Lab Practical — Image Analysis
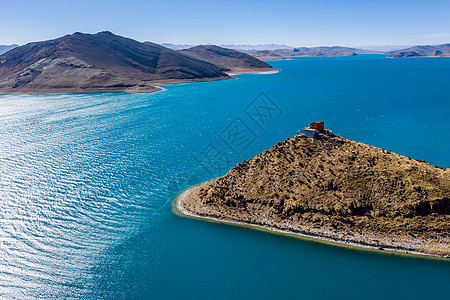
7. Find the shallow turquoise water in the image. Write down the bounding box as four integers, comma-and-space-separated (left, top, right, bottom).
0, 55, 449, 299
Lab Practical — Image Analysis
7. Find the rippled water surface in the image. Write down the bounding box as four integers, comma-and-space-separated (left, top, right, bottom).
0, 56, 449, 299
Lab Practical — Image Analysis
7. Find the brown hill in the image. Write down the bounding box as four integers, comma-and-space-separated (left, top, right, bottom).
0, 32, 229, 94
178, 45, 275, 74
177, 125, 450, 257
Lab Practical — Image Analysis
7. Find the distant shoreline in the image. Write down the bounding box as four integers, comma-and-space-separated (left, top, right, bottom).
173, 179, 450, 260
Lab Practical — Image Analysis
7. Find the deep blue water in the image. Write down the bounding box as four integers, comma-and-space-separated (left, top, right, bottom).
0, 55, 449, 299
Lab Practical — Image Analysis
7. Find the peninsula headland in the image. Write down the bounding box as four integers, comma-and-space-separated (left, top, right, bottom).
175, 123, 450, 258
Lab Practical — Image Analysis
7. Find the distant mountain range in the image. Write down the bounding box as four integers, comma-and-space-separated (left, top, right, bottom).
161, 43, 196, 50
277, 46, 380, 55
4, 40, 450, 58
385, 44, 450, 58
356, 45, 414, 52
246, 44, 450, 59
220, 44, 295, 51
0, 44, 19, 55
269, 47, 357, 58
244, 47, 378, 60
0, 32, 274, 94
161, 43, 294, 51
163, 45, 381, 59
245, 50, 293, 61
161, 43, 450, 59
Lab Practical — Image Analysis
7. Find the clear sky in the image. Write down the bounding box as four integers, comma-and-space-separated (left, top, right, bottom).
1, 0, 449, 47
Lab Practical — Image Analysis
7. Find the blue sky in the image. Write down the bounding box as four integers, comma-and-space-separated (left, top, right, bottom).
1, 0, 449, 46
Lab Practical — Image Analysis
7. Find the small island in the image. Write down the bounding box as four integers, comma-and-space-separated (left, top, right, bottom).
175, 122, 450, 258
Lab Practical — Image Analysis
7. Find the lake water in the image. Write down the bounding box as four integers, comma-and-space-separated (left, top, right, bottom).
0, 55, 449, 299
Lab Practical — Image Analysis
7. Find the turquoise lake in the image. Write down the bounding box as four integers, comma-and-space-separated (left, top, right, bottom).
0, 55, 449, 299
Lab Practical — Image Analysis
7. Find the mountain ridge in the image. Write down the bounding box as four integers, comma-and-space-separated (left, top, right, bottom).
178, 45, 276, 74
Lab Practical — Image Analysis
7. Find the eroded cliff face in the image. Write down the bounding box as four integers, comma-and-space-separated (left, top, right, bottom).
185, 134, 449, 255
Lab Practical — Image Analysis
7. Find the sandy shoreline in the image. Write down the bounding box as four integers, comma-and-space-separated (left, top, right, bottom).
173, 179, 450, 260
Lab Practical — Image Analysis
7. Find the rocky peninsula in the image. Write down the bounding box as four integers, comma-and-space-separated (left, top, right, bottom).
175, 123, 450, 258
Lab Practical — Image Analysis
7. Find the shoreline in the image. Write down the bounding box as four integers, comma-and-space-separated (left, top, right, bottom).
225, 68, 280, 76
0, 69, 279, 96
173, 179, 450, 261
0, 77, 224, 96
0, 85, 164, 95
